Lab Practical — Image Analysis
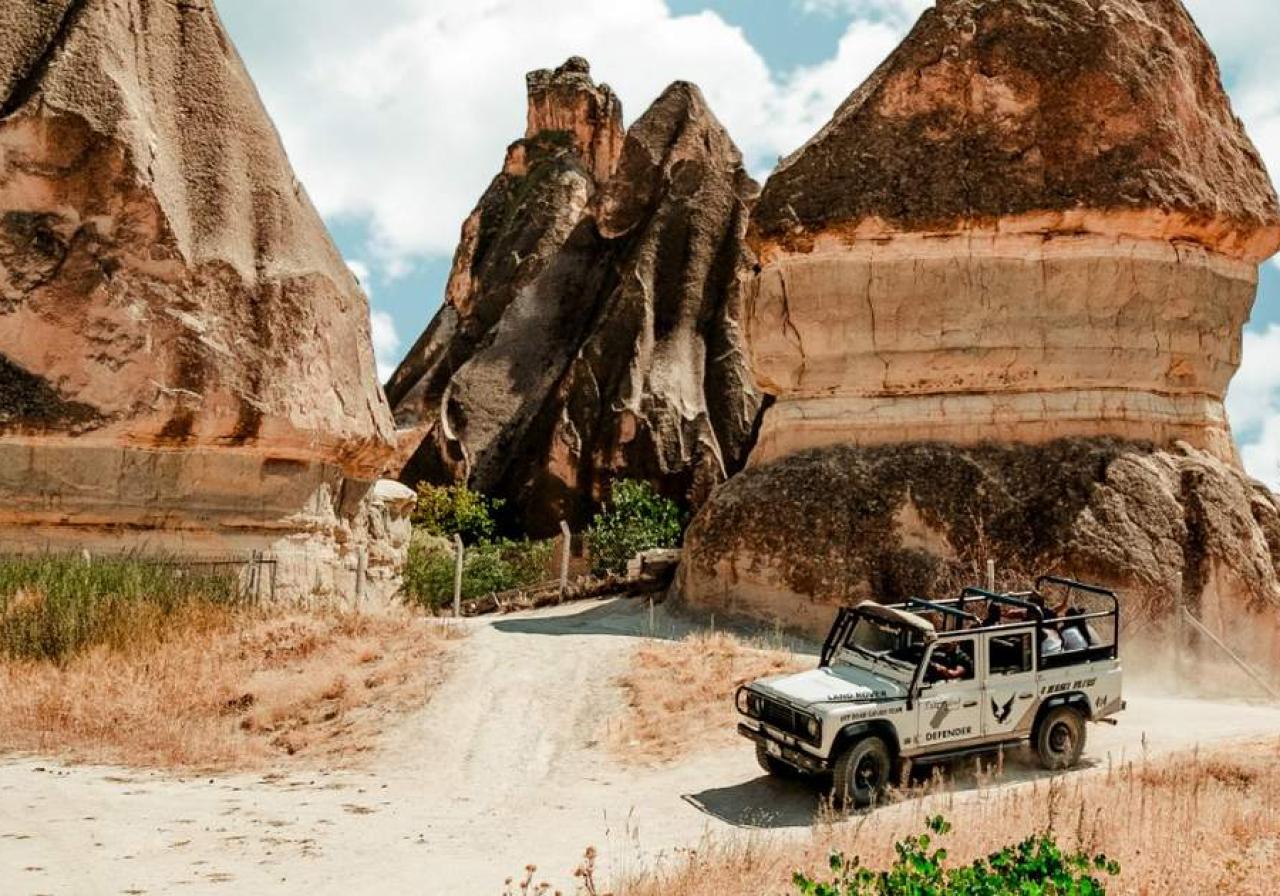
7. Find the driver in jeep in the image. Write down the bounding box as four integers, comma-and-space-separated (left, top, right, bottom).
927, 643, 972, 682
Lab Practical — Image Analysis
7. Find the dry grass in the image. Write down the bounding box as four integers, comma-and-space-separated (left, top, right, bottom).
0, 606, 463, 770
617, 740, 1280, 896
606, 631, 808, 764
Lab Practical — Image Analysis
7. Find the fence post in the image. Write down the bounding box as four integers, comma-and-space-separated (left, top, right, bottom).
453, 535, 465, 618
558, 520, 572, 601
248, 550, 260, 603
355, 547, 367, 608
985, 559, 996, 592
1182, 608, 1279, 700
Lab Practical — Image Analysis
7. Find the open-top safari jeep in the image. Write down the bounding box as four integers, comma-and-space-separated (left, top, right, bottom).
736, 576, 1124, 807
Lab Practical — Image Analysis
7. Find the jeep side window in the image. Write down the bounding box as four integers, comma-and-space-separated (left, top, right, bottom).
925, 639, 975, 683
989, 632, 1033, 675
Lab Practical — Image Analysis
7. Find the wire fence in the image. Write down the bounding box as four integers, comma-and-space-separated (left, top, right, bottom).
141, 552, 279, 604
0, 550, 279, 604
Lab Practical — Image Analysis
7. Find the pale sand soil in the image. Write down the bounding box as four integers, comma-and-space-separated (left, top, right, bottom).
3, 597, 1279, 895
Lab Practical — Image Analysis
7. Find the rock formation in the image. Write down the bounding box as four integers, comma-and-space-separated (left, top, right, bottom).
681, 0, 1280, 654
387, 59, 762, 534
0, 1, 403, 598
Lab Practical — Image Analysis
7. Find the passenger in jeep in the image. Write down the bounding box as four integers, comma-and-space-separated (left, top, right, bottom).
927, 644, 973, 682
1061, 608, 1093, 651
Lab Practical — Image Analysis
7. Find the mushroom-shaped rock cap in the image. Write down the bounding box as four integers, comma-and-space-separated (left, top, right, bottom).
753, 0, 1280, 262
0, 0, 395, 476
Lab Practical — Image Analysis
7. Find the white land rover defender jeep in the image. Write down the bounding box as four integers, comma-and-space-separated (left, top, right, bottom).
736, 576, 1124, 807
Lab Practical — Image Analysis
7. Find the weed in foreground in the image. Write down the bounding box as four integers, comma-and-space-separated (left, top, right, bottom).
616, 742, 1280, 896
794, 816, 1119, 895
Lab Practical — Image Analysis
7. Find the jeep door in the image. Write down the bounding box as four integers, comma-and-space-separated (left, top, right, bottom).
914, 636, 983, 750
982, 626, 1038, 739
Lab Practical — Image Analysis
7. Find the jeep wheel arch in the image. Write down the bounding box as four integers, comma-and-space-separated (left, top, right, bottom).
1031, 692, 1092, 742
832, 720, 901, 763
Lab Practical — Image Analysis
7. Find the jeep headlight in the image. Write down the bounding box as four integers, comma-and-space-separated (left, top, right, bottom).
805, 715, 821, 741
736, 688, 751, 715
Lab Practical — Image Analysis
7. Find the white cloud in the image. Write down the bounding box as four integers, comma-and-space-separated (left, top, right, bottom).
345, 260, 372, 290
369, 311, 402, 383
795, 0, 931, 24
1229, 326, 1280, 488
220, 0, 910, 276
1228, 326, 1280, 429
1242, 416, 1280, 492
346, 259, 400, 381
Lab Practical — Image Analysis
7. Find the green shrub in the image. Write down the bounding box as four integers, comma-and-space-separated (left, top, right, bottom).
401, 532, 555, 610
0, 553, 242, 663
410, 483, 503, 544
793, 816, 1119, 896
586, 479, 685, 575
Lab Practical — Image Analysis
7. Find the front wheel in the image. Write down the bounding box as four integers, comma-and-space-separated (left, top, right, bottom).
1035, 706, 1087, 770
831, 736, 892, 808
756, 743, 798, 777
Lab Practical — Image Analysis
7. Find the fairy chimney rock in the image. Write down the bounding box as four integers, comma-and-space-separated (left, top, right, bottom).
747, 0, 1280, 466
386, 69, 762, 534
679, 0, 1280, 647
0, 0, 400, 597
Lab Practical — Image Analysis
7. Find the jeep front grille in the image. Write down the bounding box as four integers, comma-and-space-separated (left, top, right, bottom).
754, 694, 817, 744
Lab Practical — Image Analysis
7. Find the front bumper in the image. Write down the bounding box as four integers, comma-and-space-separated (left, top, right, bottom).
738, 723, 828, 774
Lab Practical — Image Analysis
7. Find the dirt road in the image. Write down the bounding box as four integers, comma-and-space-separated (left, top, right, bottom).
3, 598, 1279, 895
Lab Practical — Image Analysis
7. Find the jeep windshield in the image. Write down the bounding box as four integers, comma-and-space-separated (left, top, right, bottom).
830, 615, 922, 682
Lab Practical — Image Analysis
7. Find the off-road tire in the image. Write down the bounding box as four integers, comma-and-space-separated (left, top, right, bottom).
831, 736, 892, 809
1035, 706, 1087, 770
755, 743, 797, 777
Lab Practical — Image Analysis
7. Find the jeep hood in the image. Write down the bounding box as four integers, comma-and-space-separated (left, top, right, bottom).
755, 665, 908, 707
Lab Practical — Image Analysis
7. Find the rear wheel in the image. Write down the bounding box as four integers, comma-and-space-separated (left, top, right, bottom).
755, 743, 798, 777
831, 736, 892, 808
1035, 706, 1087, 770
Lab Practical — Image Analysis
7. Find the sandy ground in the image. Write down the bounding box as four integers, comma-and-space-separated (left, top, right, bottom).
3, 597, 1280, 895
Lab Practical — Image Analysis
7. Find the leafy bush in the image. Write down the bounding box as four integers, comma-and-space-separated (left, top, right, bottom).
794, 816, 1119, 896
411, 483, 504, 545
401, 532, 554, 610
0, 553, 242, 663
586, 479, 685, 575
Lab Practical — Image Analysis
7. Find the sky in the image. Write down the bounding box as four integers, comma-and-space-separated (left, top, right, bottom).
216, 0, 1280, 484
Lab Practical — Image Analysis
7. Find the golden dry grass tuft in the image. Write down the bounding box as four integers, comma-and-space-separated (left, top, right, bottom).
606, 631, 808, 764
616, 740, 1280, 896
0, 605, 463, 770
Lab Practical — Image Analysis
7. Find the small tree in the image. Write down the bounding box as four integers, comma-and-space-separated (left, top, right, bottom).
411, 483, 503, 545
586, 479, 685, 575
401, 532, 555, 610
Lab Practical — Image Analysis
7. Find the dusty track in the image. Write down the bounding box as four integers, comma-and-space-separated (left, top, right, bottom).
3, 598, 1279, 895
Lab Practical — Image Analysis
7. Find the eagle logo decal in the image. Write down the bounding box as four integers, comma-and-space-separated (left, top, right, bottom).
991, 694, 1016, 724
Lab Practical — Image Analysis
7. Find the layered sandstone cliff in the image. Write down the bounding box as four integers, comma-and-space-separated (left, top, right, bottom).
387, 60, 762, 534
681, 0, 1280, 650
0, 1, 401, 597
748, 0, 1280, 463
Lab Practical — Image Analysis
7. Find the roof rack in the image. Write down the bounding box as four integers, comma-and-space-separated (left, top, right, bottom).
1035, 575, 1118, 599
958, 587, 1045, 622
904, 597, 980, 631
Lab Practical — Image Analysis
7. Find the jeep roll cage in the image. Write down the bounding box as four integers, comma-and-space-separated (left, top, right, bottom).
905, 597, 980, 630
819, 577, 1121, 674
